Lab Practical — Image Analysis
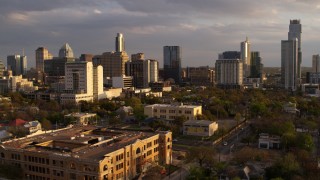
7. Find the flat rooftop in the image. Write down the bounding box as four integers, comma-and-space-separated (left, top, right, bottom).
1, 126, 157, 161
184, 120, 215, 126
146, 104, 201, 108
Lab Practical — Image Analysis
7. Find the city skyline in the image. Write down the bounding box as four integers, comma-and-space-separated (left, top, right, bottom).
1, 1, 320, 68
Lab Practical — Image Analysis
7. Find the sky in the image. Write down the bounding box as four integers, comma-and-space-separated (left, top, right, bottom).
0, 0, 320, 68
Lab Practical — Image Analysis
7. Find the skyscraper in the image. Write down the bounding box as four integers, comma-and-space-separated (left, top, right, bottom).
115, 33, 125, 52
0, 59, 5, 77
59, 43, 74, 58
126, 57, 159, 88
163, 46, 181, 84
61, 61, 103, 103
312, 54, 320, 73
288, 19, 302, 79
96, 51, 129, 78
241, 37, 251, 77
44, 43, 75, 76
35, 47, 53, 72
281, 39, 298, 91
215, 59, 243, 88
250, 51, 263, 78
281, 20, 301, 91
7, 55, 27, 76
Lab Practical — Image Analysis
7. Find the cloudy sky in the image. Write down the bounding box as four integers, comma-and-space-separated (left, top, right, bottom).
0, 0, 320, 68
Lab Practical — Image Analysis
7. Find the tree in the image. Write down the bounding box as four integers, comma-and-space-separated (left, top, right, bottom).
265, 153, 301, 180
41, 119, 52, 131
295, 133, 314, 152
234, 112, 241, 127
174, 116, 187, 126
186, 146, 215, 168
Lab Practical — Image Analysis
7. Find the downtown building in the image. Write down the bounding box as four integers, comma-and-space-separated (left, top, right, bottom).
93, 33, 129, 86
186, 66, 215, 86
0, 126, 172, 180
306, 54, 320, 84
281, 19, 301, 91
7, 55, 27, 76
215, 59, 243, 89
163, 46, 182, 84
44, 43, 76, 77
35, 47, 53, 72
126, 53, 159, 88
250, 51, 263, 79
60, 61, 103, 104
241, 37, 251, 78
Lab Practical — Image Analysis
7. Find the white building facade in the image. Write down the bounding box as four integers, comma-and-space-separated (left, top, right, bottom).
60, 61, 103, 104
215, 59, 243, 88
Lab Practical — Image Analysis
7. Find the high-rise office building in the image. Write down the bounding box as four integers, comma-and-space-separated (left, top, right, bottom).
115, 33, 125, 52
241, 37, 251, 77
35, 47, 53, 72
59, 43, 74, 58
131, 53, 144, 61
0, 59, 5, 77
312, 54, 320, 73
95, 51, 129, 79
80, 54, 93, 62
281, 20, 301, 91
186, 66, 215, 86
7, 55, 27, 76
44, 43, 75, 76
61, 61, 103, 103
215, 59, 243, 88
218, 51, 241, 59
250, 51, 263, 78
281, 39, 298, 91
144, 59, 159, 87
288, 19, 302, 79
163, 46, 181, 84
126, 56, 159, 88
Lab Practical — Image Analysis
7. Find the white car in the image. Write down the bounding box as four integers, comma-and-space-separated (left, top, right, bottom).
223, 141, 228, 146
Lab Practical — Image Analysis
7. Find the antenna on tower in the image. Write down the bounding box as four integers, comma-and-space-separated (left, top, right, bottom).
22, 48, 25, 56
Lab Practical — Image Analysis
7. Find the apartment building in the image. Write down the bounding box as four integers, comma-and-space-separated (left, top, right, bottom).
144, 104, 202, 120
0, 126, 172, 180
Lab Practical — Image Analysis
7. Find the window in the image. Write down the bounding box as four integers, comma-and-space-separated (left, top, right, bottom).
103, 165, 108, 171
70, 163, 76, 169
70, 173, 76, 180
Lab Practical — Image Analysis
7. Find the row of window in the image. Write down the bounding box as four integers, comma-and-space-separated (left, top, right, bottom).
27, 165, 49, 174
116, 172, 124, 179
26, 156, 49, 165
115, 163, 124, 171
25, 174, 48, 180
116, 154, 124, 161
154, 109, 193, 114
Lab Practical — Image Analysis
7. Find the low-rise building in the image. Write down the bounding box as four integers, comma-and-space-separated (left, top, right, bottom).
64, 113, 97, 126
144, 104, 202, 121
24, 121, 42, 134
258, 133, 281, 149
283, 102, 299, 114
183, 120, 218, 136
0, 126, 172, 180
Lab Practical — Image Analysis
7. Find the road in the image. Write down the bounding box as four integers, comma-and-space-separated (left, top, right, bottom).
215, 125, 251, 160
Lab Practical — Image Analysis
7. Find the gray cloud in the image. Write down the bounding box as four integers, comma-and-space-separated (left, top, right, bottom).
0, 0, 319, 68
